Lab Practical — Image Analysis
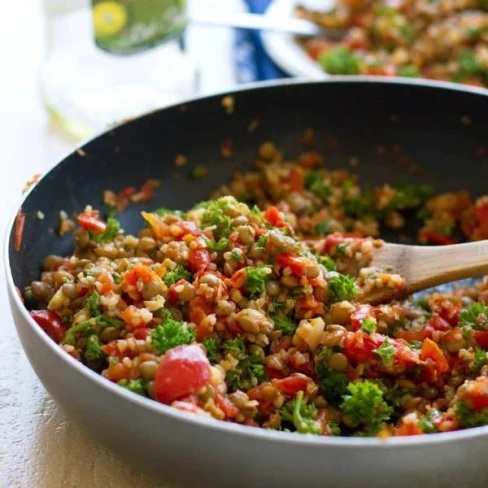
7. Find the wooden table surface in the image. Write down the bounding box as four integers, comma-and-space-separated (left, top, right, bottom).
0, 1, 244, 486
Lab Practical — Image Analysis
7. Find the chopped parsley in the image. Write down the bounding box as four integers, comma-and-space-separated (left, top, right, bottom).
86, 291, 101, 317
200, 198, 235, 239
398, 65, 419, 78
202, 337, 220, 363
316, 254, 336, 271
320, 46, 360, 75
207, 237, 229, 252
90, 217, 121, 242
305, 171, 331, 200
456, 400, 488, 428
361, 317, 377, 334
316, 363, 349, 406
163, 264, 191, 287
150, 318, 196, 354
256, 234, 268, 249
418, 410, 439, 433
222, 336, 247, 359
280, 391, 321, 435
118, 379, 148, 396
62, 315, 123, 345
244, 265, 272, 297
314, 221, 330, 235
460, 302, 488, 330
271, 314, 297, 336
226, 350, 267, 392
473, 347, 488, 373
376, 338, 395, 365
340, 380, 393, 435
84, 334, 105, 364
328, 274, 360, 303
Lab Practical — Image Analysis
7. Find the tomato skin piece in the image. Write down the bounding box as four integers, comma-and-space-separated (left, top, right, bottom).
350, 305, 372, 331
419, 231, 456, 245
188, 248, 211, 272
273, 373, 313, 395
428, 313, 451, 332
397, 421, 423, 436
420, 338, 449, 374
78, 211, 106, 233
154, 345, 211, 404
473, 331, 488, 350
343, 331, 381, 364
30, 310, 68, 342
277, 253, 310, 276
214, 393, 239, 418
263, 207, 286, 227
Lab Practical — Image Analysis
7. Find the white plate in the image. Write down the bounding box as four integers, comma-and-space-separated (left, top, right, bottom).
262, 0, 332, 79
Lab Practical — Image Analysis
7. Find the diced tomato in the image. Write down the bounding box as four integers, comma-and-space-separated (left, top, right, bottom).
289, 351, 314, 375
395, 342, 423, 367
428, 313, 451, 332
289, 351, 315, 375
154, 345, 211, 404
395, 325, 434, 342
273, 373, 313, 396
188, 248, 210, 272
343, 330, 382, 364
397, 421, 423, 436
429, 296, 460, 326
263, 206, 286, 227
419, 231, 456, 245
133, 328, 150, 340
77, 209, 106, 233
214, 393, 239, 418
122, 264, 160, 289
14, 210, 26, 252
420, 338, 449, 374
458, 377, 488, 411
76, 282, 89, 297
473, 331, 488, 350
277, 253, 310, 275
30, 310, 68, 342
289, 168, 304, 192
229, 268, 247, 288
265, 367, 286, 380
350, 305, 373, 331
322, 233, 344, 254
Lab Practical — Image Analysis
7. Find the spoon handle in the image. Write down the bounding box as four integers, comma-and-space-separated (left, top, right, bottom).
375, 240, 488, 294
189, 10, 324, 37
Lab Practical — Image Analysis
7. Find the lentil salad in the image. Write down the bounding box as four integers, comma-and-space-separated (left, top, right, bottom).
24, 144, 488, 438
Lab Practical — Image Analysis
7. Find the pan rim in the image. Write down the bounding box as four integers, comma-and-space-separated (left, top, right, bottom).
5, 77, 488, 449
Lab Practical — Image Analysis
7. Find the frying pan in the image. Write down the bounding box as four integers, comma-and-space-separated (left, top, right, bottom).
6, 79, 488, 488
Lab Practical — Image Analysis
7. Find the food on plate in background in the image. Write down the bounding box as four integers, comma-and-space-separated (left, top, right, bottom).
296, 0, 488, 87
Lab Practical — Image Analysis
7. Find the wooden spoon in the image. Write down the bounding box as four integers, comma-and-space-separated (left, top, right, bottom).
362, 241, 488, 304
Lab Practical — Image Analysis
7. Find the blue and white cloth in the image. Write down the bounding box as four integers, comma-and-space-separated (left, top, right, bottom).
234, 0, 289, 82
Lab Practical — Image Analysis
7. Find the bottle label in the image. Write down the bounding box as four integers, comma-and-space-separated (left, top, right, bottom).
92, 0, 187, 55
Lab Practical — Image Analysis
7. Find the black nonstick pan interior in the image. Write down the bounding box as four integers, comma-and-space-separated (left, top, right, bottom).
8, 79, 488, 291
